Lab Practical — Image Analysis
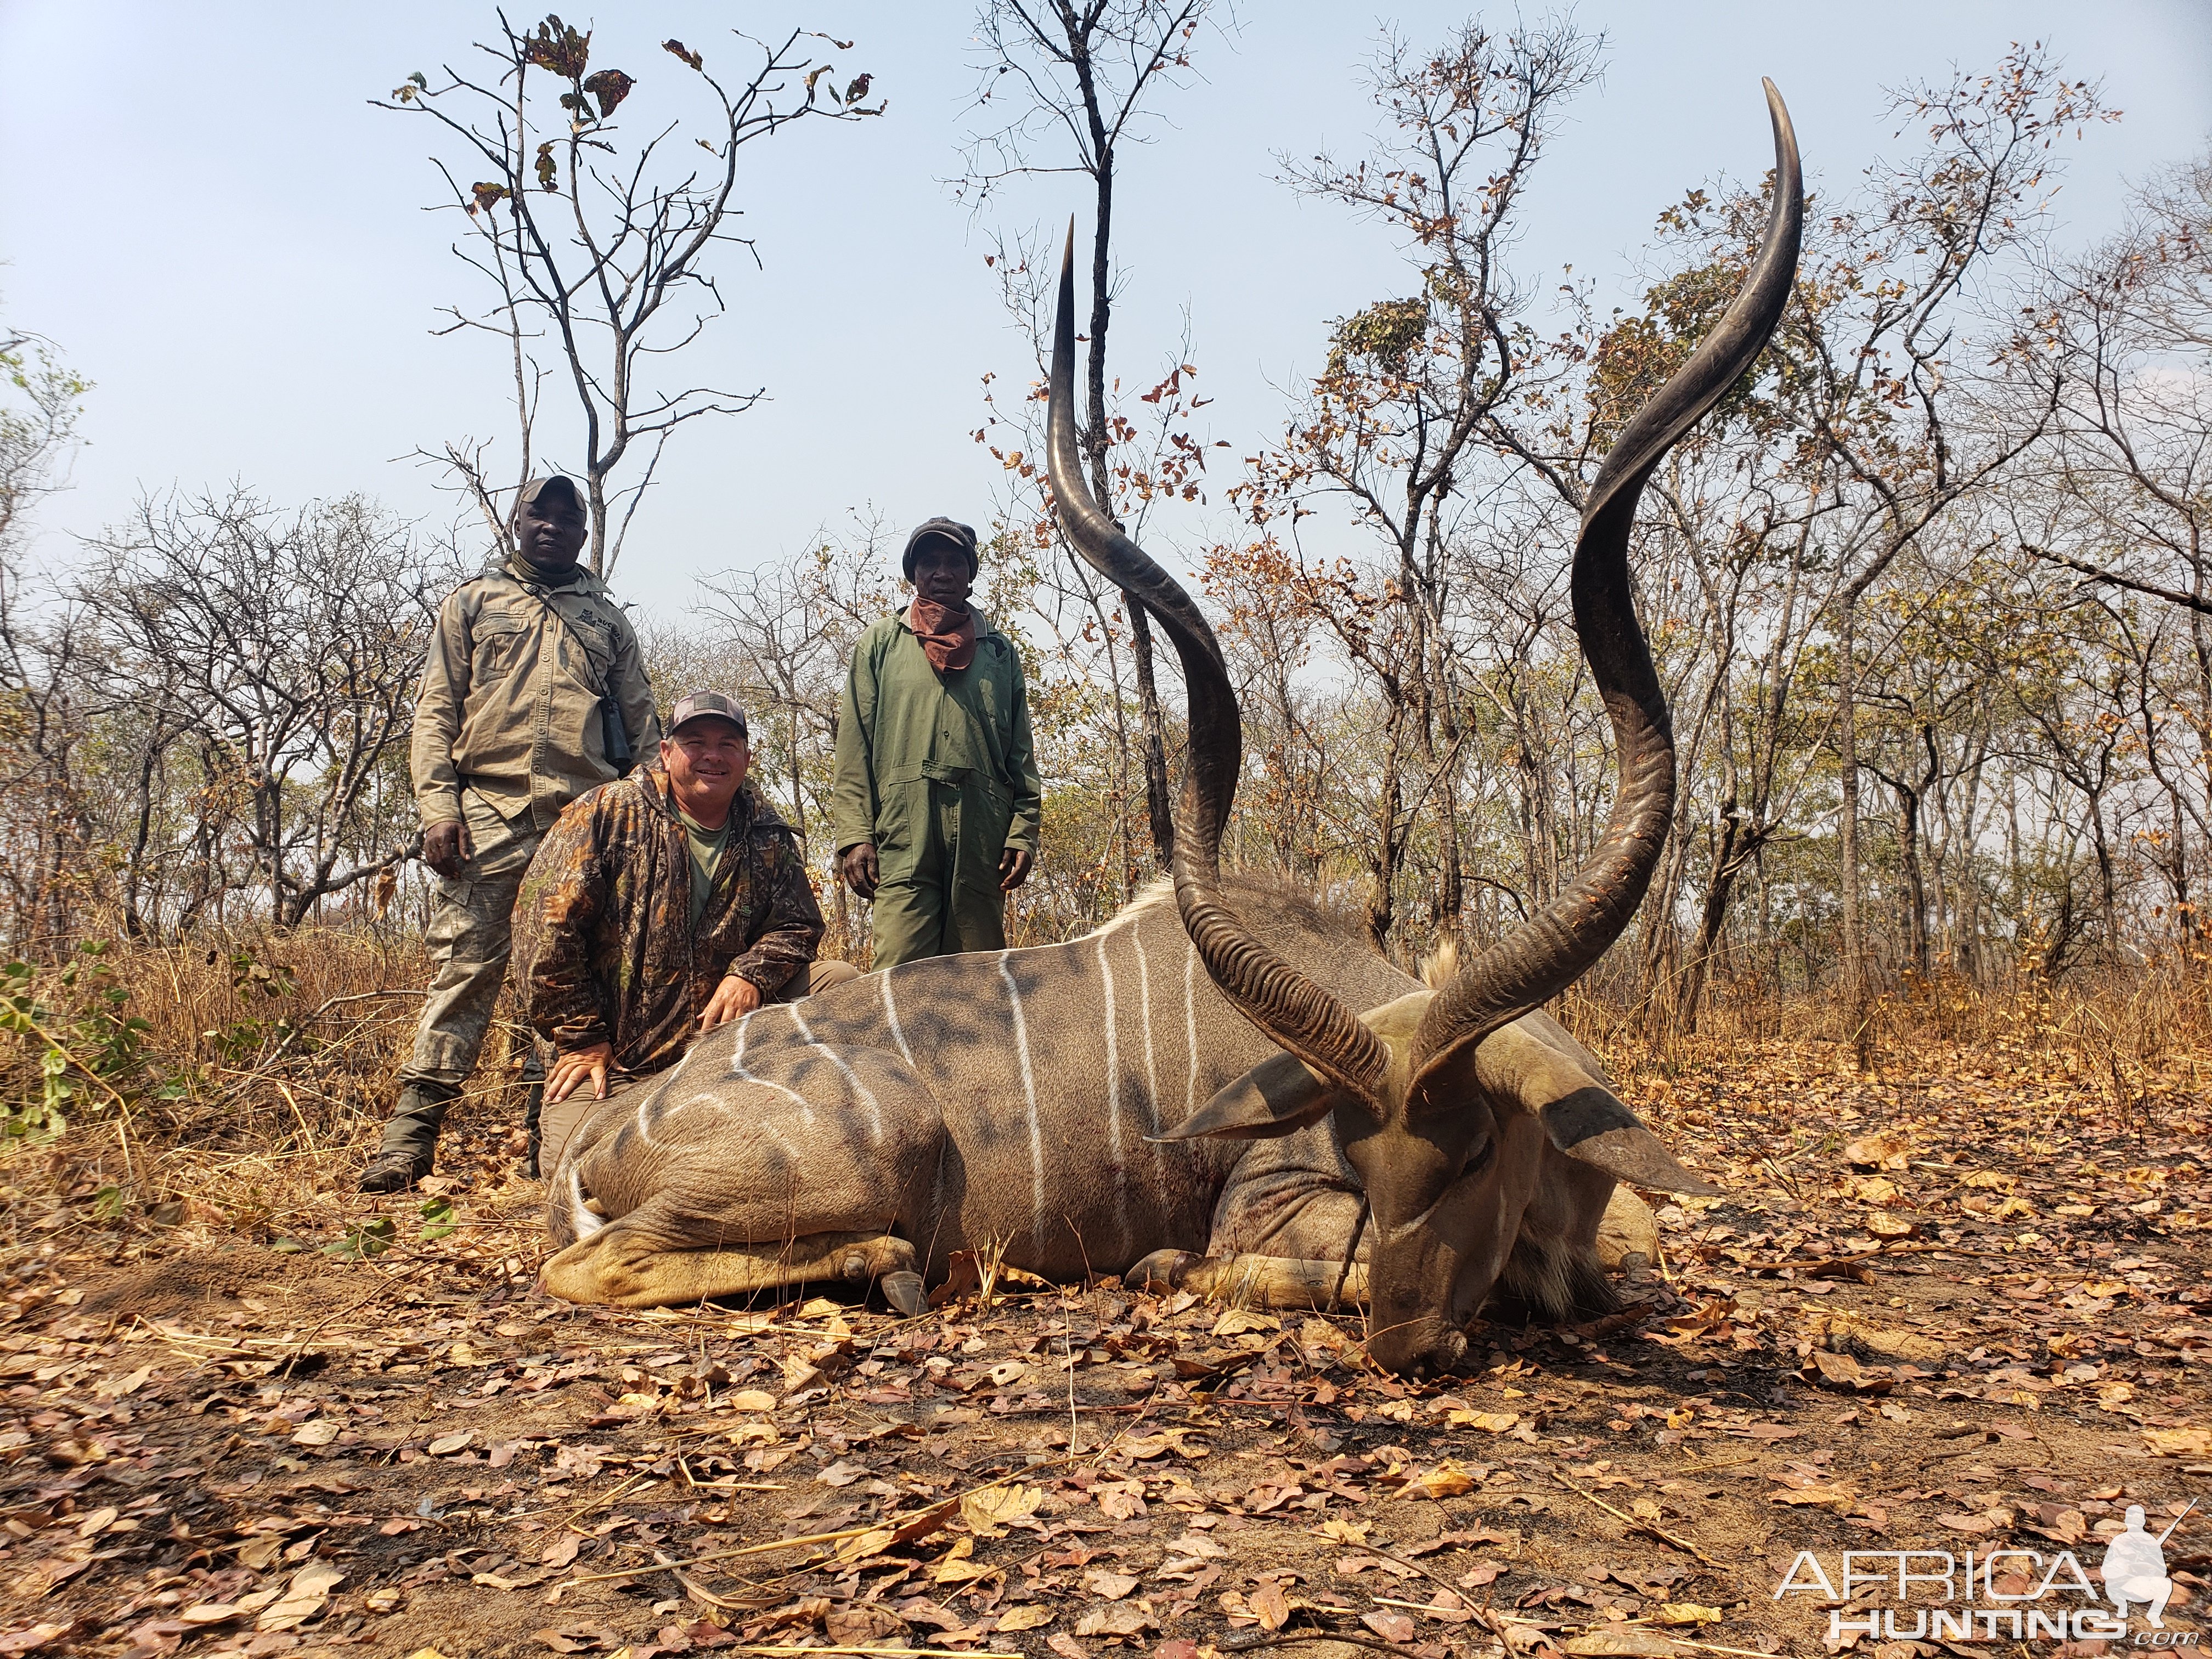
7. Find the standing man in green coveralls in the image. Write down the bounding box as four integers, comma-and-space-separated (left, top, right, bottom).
831, 517, 1042, 967
362, 474, 659, 1194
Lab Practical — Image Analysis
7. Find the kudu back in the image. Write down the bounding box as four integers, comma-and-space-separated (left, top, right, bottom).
538, 85, 1801, 1375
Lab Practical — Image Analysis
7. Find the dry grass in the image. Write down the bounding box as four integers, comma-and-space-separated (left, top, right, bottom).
0, 916, 533, 1243
1564, 960, 2212, 1106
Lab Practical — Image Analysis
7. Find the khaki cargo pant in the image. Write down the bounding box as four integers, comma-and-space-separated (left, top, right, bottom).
534, 960, 861, 1176
381, 789, 543, 1159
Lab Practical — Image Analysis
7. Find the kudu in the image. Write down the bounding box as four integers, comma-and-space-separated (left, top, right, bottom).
538, 85, 1801, 1375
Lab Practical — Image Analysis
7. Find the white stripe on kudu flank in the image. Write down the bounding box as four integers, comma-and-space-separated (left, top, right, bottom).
1133, 930, 1160, 1127
1184, 943, 1199, 1114
1096, 935, 1123, 1154
789, 1002, 884, 1143
1000, 951, 1046, 1252
726, 1008, 812, 1119
879, 968, 916, 1067
1097, 932, 1131, 1249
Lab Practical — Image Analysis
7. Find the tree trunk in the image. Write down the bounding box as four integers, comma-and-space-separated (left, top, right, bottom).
1837, 596, 1864, 1001
1894, 781, 1927, 977
1679, 808, 1746, 1034
1126, 603, 1176, 867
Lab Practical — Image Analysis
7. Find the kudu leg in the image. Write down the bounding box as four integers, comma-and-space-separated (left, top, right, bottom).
1131, 1249, 1370, 1311
541, 1215, 923, 1312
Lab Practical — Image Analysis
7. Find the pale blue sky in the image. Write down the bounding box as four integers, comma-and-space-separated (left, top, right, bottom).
2, 1, 2206, 621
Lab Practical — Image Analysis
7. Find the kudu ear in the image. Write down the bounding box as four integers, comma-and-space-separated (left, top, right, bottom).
1150, 1050, 1334, 1142
1543, 1086, 1719, 1197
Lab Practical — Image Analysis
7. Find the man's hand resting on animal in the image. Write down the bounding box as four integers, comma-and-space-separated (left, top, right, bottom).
698, 973, 762, 1032
546, 1041, 613, 1104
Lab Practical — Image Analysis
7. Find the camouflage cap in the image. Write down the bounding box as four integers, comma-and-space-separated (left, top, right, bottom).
667, 690, 748, 738
515, 475, 586, 521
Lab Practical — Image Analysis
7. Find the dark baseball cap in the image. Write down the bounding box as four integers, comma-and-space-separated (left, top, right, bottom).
667, 690, 748, 737
515, 475, 585, 519
901, 516, 979, 579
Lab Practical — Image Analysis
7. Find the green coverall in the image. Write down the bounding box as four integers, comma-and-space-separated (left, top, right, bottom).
832, 611, 1042, 968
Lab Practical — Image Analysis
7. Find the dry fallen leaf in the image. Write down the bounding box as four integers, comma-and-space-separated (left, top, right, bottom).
1248, 1581, 1291, 1631
258, 1562, 345, 1631
1563, 1628, 1681, 1656
425, 1430, 474, 1457
1447, 1408, 1521, 1433
724, 1389, 777, 1412
289, 1419, 341, 1447
998, 1605, 1055, 1632
1075, 1602, 1155, 1638
962, 1482, 1042, 1537
236, 1534, 283, 1570
1212, 1309, 1280, 1338
74, 1506, 118, 1538
540, 1532, 582, 1569
1937, 1511, 2007, 1534
1400, 1459, 1479, 1500
0, 1626, 72, 1657
1769, 1483, 1856, 1509
1084, 1570, 1139, 1600
823, 1604, 905, 1645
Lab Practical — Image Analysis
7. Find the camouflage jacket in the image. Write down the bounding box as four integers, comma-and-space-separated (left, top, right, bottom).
411, 555, 661, 833
519, 766, 826, 1076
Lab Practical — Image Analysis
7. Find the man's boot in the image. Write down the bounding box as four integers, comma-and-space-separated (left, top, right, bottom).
360, 1081, 457, 1194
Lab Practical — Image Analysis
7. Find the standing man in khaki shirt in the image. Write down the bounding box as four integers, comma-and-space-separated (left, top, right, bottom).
361, 475, 660, 1193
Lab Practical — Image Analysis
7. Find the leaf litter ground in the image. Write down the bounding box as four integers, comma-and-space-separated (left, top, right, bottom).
2, 1032, 2210, 1659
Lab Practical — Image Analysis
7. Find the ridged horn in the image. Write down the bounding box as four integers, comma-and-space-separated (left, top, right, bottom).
1045, 223, 1389, 1098
1410, 81, 1804, 1074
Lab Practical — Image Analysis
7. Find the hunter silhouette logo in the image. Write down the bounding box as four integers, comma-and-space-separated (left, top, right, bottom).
2106, 1502, 2193, 1628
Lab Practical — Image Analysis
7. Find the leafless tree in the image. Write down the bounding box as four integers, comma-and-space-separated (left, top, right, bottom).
0, 326, 99, 953
377, 13, 882, 572
80, 493, 455, 930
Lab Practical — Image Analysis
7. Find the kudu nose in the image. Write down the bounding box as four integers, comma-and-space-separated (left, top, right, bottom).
1368, 1319, 1468, 1377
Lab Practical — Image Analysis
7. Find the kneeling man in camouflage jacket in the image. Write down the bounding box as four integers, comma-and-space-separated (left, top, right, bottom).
520, 691, 858, 1172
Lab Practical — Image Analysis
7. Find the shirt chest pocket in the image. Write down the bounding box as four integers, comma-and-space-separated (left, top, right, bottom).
470, 615, 534, 685
561, 613, 616, 690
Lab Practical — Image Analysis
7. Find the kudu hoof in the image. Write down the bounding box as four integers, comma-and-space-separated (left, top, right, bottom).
881, 1271, 927, 1317
1128, 1249, 1202, 1293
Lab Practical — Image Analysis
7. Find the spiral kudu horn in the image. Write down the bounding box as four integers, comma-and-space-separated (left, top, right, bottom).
1045, 225, 1389, 1098
1409, 81, 1803, 1077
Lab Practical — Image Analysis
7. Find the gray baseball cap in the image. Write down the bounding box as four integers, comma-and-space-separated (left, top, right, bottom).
667, 690, 748, 737
515, 475, 585, 520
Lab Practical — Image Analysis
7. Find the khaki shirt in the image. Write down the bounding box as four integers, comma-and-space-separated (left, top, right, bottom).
411, 557, 661, 832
